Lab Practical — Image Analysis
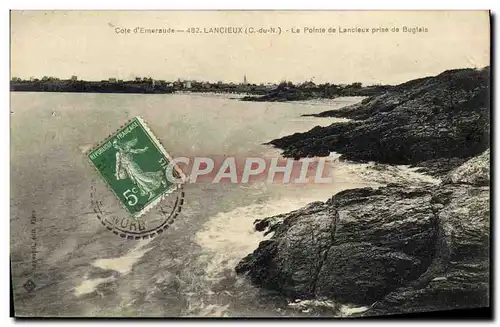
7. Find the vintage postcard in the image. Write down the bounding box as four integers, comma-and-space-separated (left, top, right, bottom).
10, 10, 490, 318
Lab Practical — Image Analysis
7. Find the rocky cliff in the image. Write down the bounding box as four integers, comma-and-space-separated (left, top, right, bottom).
241, 84, 390, 102
236, 150, 490, 316
268, 67, 490, 176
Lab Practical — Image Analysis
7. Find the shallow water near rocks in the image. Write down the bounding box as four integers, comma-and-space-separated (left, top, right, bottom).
11, 92, 437, 317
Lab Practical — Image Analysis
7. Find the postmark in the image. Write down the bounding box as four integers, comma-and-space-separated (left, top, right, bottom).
87, 117, 185, 238
90, 181, 184, 239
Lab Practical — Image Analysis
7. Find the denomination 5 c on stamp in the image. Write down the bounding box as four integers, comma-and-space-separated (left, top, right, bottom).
88, 117, 181, 218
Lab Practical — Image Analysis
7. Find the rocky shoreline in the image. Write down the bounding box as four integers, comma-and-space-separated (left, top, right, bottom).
236, 150, 489, 316
236, 67, 490, 316
268, 67, 490, 176
241, 84, 391, 102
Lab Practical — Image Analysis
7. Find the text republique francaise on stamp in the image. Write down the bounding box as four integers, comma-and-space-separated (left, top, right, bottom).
88, 117, 184, 239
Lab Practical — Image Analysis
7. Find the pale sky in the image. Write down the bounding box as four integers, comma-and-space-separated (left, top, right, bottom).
11, 10, 490, 85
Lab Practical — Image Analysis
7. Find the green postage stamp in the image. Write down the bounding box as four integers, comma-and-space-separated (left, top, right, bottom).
88, 117, 180, 218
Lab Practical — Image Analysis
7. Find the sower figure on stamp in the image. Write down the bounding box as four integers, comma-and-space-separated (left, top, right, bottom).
113, 138, 167, 200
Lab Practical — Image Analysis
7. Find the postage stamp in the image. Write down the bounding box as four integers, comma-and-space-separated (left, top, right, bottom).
88, 117, 182, 218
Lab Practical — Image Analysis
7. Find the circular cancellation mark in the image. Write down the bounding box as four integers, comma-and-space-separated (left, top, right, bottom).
90, 181, 185, 240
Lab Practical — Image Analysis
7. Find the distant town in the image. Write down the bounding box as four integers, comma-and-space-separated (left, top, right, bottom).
10, 75, 392, 101
11, 74, 266, 94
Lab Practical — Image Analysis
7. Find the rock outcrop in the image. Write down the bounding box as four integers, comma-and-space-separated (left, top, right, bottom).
236, 150, 490, 316
269, 67, 490, 176
241, 84, 390, 102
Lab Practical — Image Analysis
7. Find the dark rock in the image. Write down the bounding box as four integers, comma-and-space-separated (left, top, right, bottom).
409, 157, 469, 177
368, 181, 490, 316
241, 87, 320, 102
241, 84, 391, 102
236, 150, 490, 315
236, 186, 438, 304
268, 67, 490, 176
442, 149, 490, 186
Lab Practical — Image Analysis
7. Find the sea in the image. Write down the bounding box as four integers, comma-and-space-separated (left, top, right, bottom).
10, 92, 439, 317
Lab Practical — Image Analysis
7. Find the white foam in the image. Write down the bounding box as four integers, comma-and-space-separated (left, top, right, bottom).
92, 239, 153, 275
331, 161, 441, 187
190, 158, 439, 316
339, 304, 370, 316
195, 193, 323, 267
288, 299, 339, 312
74, 239, 153, 297
74, 276, 116, 296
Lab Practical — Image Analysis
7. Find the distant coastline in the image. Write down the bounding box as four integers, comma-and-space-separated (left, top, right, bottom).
10, 77, 272, 95
240, 82, 391, 102
10, 77, 390, 100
